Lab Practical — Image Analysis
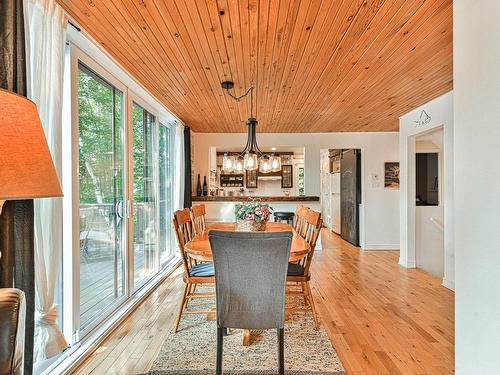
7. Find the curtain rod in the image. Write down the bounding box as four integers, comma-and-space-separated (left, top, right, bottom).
68, 20, 81, 32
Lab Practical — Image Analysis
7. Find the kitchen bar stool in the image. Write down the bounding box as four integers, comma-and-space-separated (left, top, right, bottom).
274, 211, 295, 225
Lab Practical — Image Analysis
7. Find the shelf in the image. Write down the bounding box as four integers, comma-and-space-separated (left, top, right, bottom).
192, 196, 320, 202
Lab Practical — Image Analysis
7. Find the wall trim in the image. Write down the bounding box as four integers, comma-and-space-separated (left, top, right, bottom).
362, 244, 400, 251
399, 258, 416, 268
442, 277, 455, 291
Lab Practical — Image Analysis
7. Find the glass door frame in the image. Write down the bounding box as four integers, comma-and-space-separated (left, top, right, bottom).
64, 45, 131, 342
158, 122, 177, 268
64, 40, 179, 348
127, 95, 161, 292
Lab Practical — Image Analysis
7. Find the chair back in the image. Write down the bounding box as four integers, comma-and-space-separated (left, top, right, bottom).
172, 208, 197, 276
294, 205, 310, 237
191, 204, 207, 235
298, 210, 323, 276
208, 231, 292, 330
0, 288, 25, 375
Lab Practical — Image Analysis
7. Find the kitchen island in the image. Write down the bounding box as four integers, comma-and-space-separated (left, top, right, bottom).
192, 196, 320, 223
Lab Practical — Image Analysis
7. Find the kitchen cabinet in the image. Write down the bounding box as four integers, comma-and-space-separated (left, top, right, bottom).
281, 165, 293, 188
246, 170, 258, 188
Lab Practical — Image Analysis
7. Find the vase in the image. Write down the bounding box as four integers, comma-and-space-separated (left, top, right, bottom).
236, 219, 267, 232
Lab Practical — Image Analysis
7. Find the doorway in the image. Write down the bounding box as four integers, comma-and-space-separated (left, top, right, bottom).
340, 149, 361, 246
320, 149, 361, 247
414, 129, 444, 277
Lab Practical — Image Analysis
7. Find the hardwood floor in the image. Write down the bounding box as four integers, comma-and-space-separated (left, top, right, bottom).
312, 232, 454, 375
73, 230, 454, 375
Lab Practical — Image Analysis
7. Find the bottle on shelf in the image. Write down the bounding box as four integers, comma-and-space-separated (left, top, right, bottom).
196, 174, 202, 196
202, 176, 208, 196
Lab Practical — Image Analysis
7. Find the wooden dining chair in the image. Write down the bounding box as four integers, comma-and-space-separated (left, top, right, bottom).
286, 210, 322, 330
208, 231, 293, 375
191, 203, 207, 235
294, 205, 310, 238
172, 208, 215, 332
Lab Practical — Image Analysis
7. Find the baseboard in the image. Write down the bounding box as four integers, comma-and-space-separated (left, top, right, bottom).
362, 244, 400, 251
442, 277, 455, 291
399, 258, 416, 268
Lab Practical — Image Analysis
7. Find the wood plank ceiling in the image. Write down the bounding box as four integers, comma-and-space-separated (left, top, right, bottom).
56, 0, 452, 132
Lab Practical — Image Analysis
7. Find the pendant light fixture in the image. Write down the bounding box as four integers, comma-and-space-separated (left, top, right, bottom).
221, 81, 281, 174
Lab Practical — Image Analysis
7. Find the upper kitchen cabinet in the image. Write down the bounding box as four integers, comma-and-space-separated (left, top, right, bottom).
281, 165, 293, 188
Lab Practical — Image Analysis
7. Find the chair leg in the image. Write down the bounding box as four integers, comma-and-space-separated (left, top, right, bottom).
305, 282, 320, 330
216, 327, 224, 375
278, 328, 284, 375
174, 283, 189, 332
301, 282, 309, 306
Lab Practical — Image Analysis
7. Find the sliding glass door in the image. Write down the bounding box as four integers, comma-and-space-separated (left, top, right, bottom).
132, 103, 158, 287
159, 123, 174, 267
69, 46, 179, 345
77, 64, 125, 329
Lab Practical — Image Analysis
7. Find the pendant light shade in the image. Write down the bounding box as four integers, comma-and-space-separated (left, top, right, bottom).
270, 154, 282, 172
222, 153, 235, 173
259, 155, 272, 173
244, 152, 258, 171
234, 157, 244, 172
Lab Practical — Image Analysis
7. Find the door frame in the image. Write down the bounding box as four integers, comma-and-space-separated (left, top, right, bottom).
402, 125, 444, 271
65, 44, 132, 341
319, 148, 366, 247
128, 96, 161, 293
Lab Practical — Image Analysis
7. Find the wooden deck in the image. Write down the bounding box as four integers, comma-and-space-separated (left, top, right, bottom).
73, 230, 454, 375
80, 246, 148, 327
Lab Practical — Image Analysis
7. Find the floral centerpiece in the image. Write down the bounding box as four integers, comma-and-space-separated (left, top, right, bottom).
235, 200, 272, 231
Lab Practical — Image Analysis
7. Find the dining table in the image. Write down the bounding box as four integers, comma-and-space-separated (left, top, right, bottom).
183, 221, 311, 345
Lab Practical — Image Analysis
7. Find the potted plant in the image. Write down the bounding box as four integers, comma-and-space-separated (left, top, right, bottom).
235, 200, 272, 231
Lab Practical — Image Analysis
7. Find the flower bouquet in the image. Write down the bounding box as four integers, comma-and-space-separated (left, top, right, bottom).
235, 200, 272, 231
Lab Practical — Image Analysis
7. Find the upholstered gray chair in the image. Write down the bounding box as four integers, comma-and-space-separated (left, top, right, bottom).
0, 288, 25, 375
208, 231, 292, 375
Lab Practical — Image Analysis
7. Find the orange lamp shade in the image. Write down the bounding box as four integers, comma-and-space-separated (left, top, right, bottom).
0, 88, 63, 200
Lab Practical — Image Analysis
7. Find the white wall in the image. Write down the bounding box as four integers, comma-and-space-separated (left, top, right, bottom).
454, 1, 500, 373
399, 92, 454, 290
192, 132, 400, 250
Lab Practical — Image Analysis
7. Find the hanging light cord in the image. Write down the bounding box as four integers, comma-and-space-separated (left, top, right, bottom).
224, 86, 254, 118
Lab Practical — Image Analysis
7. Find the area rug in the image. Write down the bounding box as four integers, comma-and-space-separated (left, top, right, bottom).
147, 292, 345, 375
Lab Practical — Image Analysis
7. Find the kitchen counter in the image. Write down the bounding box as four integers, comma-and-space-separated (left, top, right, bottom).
192, 196, 319, 202
191, 196, 321, 223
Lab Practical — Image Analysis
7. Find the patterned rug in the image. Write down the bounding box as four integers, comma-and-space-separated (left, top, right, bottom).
147, 291, 345, 375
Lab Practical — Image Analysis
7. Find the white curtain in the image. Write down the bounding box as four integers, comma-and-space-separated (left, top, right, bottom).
173, 122, 185, 211
24, 0, 68, 362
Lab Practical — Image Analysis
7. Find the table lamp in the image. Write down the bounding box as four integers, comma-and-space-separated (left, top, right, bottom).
0, 88, 62, 211
0, 88, 63, 374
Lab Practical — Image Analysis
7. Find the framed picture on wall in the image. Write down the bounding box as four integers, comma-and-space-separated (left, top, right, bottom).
384, 162, 400, 189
